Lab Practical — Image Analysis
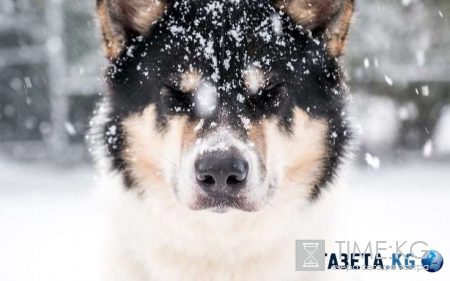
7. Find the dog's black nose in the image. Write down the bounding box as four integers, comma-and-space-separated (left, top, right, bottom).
195, 152, 249, 197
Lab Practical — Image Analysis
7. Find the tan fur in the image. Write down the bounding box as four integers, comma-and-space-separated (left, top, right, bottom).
326, 0, 354, 57
180, 70, 203, 93
122, 106, 186, 189
263, 109, 328, 195
276, 0, 354, 57
247, 122, 267, 164
284, 110, 328, 192
119, 0, 166, 35
97, 0, 166, 59
97, 0, 126, 58
244, 68, 265, 94
180, 118, 203, 152
122, 104, 327, 201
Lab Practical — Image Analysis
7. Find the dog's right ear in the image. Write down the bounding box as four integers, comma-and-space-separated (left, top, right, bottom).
97, 0, 168, 59
275, 0, 355, 57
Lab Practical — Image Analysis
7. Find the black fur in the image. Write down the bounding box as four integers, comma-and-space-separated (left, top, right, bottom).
101, 0, 350, 197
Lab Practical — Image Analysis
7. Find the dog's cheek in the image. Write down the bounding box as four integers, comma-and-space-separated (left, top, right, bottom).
121, 105, 186, 190
264, 108, 328, 198
175, 119, 208, 207
246, 122, 268, 189
247, 122, 267, 164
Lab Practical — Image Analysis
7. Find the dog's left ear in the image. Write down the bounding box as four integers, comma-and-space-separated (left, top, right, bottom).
97, 0, 168, 59
275, 0, 355, 57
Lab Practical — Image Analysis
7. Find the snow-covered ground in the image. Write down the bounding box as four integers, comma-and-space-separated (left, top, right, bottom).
0, 158, 449, 280
0, 160, 100, 281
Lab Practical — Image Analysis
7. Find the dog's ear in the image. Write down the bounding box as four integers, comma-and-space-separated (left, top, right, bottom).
97, 0, 167, 59
275, 0, 355, 57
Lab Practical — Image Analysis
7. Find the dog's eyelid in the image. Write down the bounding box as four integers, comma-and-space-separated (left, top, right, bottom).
263, 82, 284, 92
163, 84, 185, 95
262, 72, 282, 90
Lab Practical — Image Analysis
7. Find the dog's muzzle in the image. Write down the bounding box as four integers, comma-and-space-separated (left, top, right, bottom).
176, 128, 265, 213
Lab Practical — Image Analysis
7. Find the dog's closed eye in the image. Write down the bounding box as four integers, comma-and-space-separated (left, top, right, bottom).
163, 84, 186, 96
263, 82, 284, 93
245, 82, 288, 116
160, 84, 192, 114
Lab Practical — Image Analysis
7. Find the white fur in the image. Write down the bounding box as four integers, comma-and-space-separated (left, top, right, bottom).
94, 167, 349, 281
91, 100, 352, 281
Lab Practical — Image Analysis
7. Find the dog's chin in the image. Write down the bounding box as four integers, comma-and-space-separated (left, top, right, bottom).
187, 194, 262, 213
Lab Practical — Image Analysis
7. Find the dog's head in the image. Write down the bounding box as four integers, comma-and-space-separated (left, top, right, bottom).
96, 0, 354, 213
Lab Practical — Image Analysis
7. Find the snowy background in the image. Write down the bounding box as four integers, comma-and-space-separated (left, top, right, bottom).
0, 0, 449, 280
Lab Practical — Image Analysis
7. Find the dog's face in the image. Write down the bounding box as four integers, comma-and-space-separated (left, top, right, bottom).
96, 0, 354, 213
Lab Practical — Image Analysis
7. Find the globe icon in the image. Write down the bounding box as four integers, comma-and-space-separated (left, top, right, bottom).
421, 250, 444, 272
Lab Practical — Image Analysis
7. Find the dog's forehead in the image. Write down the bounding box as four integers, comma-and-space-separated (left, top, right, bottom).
158, 0, 286, 77
150, 0, 306, 110
111, 0, 340, 130
167, 0, 276, 31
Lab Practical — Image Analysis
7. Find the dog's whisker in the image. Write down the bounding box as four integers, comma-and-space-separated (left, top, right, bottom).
123, 143, 180, 168
156, 153, 180, 168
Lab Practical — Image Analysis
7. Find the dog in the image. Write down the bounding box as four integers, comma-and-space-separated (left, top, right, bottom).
91, 0, 355, 280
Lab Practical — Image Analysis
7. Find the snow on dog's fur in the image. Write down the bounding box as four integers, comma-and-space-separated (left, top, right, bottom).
92, 0, 355, 280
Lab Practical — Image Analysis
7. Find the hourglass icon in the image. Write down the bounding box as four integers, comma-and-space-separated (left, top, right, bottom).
303, 243, 319, 267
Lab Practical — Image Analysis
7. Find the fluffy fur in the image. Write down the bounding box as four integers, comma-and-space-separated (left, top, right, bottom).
92, 0, 355, 280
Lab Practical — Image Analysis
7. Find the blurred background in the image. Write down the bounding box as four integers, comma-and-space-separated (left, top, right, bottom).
0, 0, 449, 280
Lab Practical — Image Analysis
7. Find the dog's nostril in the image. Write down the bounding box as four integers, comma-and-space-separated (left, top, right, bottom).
226, 175, 242, 186
198, 175, 215, 186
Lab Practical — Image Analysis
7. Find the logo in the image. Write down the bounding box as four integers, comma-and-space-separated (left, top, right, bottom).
295, 240, 444, 273
421, 250, 444, 273
295, 240, 325, 271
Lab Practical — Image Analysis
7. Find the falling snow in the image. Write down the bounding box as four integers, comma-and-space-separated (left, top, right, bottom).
423, 140, 433, 157
365, 153, 381, 170
1, 0, 450, 280
384, 75, 393, 86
